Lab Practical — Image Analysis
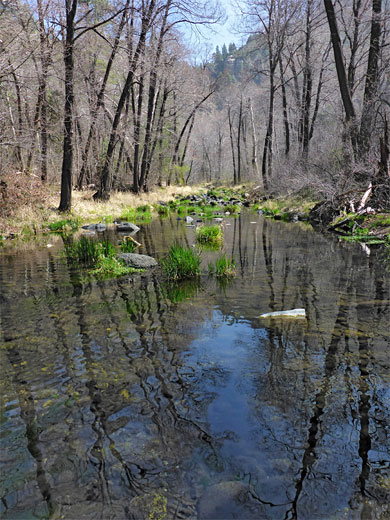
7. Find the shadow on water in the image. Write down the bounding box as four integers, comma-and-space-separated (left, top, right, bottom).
0, 212, 389, 519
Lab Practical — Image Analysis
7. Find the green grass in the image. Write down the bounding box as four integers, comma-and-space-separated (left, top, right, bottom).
156, 204, 170, 217
90, 256, 140, 278
225, 204, 240, 214
177, 204, 192, 216
118, 206, 152, 223
64, 237, 139, 278
195, 225, 223, 246
209, 254, 236, 277
47, 218, 80, 233
119, 207, 136, 221
120, 236, 136, 253
161, 244, 201, 280
137, 204, 151, 213
65, 237, 105, 265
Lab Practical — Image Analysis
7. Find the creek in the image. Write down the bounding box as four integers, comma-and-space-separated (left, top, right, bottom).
1, 212, 389, 519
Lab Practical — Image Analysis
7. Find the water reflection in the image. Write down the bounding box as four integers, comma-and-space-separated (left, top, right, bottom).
1, 213, 389, 519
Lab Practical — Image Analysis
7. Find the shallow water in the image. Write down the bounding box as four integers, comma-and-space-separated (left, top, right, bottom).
1, 213, 389, 519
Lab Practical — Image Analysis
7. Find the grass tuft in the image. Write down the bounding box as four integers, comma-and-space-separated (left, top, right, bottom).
161, 244, 201, 280
64, 237, 139, 278
47, 218, 80, 233
65, 237, 104, 265
120, 236, 136, 253
195, 225, 223, 246
90, 256, 140, 278
209, 253, 236, 277
156, 204, 170, 217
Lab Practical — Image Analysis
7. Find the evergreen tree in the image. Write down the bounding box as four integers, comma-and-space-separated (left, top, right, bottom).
222, 43, 228, 59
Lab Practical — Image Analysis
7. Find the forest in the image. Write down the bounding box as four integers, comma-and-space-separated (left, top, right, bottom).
0, 0, 389, 216
1, 2, 390, 518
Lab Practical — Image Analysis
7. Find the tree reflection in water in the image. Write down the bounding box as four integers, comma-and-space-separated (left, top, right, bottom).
0, 212, 389, 519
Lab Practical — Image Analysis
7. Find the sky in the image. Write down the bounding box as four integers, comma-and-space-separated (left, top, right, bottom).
181, 1, 244, 59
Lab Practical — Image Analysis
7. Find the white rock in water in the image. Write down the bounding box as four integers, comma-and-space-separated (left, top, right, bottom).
259, 308, 306, 318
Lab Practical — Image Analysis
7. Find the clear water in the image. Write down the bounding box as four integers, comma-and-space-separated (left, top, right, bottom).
1, 213, 389, 519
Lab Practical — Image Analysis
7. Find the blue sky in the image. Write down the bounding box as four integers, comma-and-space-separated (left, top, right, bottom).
181, 2, 244, 58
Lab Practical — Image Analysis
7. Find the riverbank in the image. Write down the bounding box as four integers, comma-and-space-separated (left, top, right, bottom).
1, 174, 389, 252
0, 172, 208, 240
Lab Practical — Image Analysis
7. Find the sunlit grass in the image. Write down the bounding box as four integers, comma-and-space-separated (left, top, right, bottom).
65, 237, 115, 265
208, 253, 236, 277
161, 244, 201, 280
120, 236, 137, 253
195, 225, 223, 246
90, 256, 140, 278
155, 204, 170, 217
64, 236, 140, 278
47, 218, 81, 233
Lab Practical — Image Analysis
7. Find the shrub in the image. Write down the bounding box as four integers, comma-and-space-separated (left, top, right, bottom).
196, 225, 223, 246
161, 244, 201, 280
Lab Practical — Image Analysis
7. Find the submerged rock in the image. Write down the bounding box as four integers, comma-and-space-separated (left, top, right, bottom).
81, 223, 106, 231
259, 308, 306, 318
197, 481, 255, 519
116, 222, 140, 233
118, 253, 158, 268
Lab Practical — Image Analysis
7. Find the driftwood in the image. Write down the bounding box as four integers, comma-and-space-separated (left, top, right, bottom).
328, 206, 374, 231
122, 235, 141, 248
357, 182, 372, 211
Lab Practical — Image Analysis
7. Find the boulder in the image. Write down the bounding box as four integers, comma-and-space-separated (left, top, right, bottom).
116, 222, 140, 233
118, 253, 158, 268
259, 308, 306, 318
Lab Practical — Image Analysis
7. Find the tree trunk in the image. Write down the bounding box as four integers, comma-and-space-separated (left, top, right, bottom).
37, 0, 50, 182
278, 58, 290, 156
237, 97, 243, 184
262, 57, 275, 190
76, 1, 129, 189
139, 0, 171, 191
132, 66, 145, 193
359, 0, 382, 156
59, 0, 77, 212
94, 0, 156, 200
228, 106, 237, 184
300, 0, 313, 159
323, 0, 357, 150
248, 98, 260, 178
